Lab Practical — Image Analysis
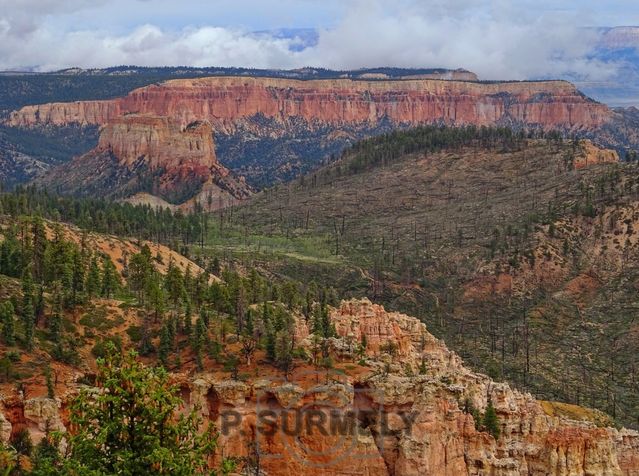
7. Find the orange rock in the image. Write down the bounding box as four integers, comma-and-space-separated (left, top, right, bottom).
97, 115, 218, 170
574, 140, 620, 169
2, 299, 638, 474
7, 76, 612, 131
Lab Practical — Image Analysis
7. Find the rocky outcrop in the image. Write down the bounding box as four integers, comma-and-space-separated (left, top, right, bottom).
98, 115, 218, 170
3, 299, 637, 475
174, 299, 639, 474
35, 114, 251, 207
574, 139, 620, 169
8, 76, 612, 131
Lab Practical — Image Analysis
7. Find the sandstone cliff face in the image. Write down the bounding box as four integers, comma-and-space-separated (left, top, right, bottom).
574, 139, 620, 169
8, 76, 612, 131
97, 115, 218, 170
6, 76, 619, 188
35, 114, 251, 207
1, 299, 637, 475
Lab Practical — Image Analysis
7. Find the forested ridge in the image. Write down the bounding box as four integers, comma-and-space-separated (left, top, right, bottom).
0, 193, 345, 474
205, 126, 639, 428
0, 125, 638, 476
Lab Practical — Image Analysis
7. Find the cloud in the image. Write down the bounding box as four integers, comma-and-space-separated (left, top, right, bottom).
296, 0, 616, 81
0, 0, 624, 81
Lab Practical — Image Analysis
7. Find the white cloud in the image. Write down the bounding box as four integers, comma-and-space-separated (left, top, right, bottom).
295, 0, 615, 80
0, 0, 625, 80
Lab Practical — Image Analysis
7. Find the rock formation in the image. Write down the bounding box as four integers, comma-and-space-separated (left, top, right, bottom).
1, 299, 638, 475
574, 139, 620, 169
7, 75, 621, 187
35, 114, 251, 208
8, 76, 612, 131
98, 115, 218, 170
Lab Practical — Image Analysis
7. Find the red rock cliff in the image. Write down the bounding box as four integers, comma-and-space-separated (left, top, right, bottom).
7, 76, 613, 131
97, 114, 218, 170
35, 114, 251, 207
4, 299, 638, 475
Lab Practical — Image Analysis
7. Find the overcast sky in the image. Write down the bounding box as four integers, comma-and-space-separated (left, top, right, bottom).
1, 0, 638, 79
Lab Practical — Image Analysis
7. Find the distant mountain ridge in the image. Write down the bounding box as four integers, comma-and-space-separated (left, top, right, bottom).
3, 75, 617, 198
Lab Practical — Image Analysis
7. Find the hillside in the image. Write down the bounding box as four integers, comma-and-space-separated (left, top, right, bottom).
0, 206, 638, 473
205, 126, 639, 429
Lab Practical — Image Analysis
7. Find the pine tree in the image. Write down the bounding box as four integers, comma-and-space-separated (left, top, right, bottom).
235, 286, 247, 333
193, 318, 207, 371
265, 325, 276, 362
49, 283, 63, 342
22, 268, 35, 351
129, 250, 153, 302
275, 331, 294, 379
31, 216, 47, 283
145, 271, 166, 323
44, 365, 55, 399
200, 307, 210, 328
0, 302, 15, 346
85, 255, 102, 298
63, 347, 219, 474
165, 259, 185, 310
0, 226, 21, 277
35, 284, 45, 323
71, 249, 85, 305
101, 257, 120, 298
483, 399, 501, 440
158, 324, 171, 368
211, 256, 221, 276
183, 300, 193, 337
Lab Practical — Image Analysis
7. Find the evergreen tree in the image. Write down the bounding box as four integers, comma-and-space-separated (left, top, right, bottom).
165, 259, 186, 310
31, 216, 47, 283
129, 248, 153, 301
0, 226, 21, 277
0, 301, 15, 346
235, 286, 247, 333
145, 271, 166, 323
70, 249, 85, 305
63, 346, 218, 475
275, 330, 295, 380
21, 268, 35, 351
158, 324, 171, 368
44, 365, 55, 399
200, 307, 210, 328
35, 284, 45, 323
483, 399, 501, 440
85, 255, 102, 298
49, 282, 63, 342
211, 256, 221, 276
265, 326, 276, 362
193, 317, 207, 371
101, 257, 120, 298
184, 300, 193, 337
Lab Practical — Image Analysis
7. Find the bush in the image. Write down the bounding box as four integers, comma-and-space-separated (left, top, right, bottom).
91, 336, 122, 359
10, 428, 32, 456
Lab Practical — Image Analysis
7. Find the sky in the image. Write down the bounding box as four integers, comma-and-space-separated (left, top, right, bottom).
0, 0, 638, 80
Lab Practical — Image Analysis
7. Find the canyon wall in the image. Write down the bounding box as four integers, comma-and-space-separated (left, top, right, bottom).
2, 299, 638, 475
8, 77, 612, 131
35, 114, 251, 207
97, 115, 218, 170
5, 75, 620, 187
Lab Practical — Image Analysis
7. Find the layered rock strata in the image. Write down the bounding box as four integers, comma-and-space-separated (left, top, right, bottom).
1, 299, 638, 475
8, 77, 612, 131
